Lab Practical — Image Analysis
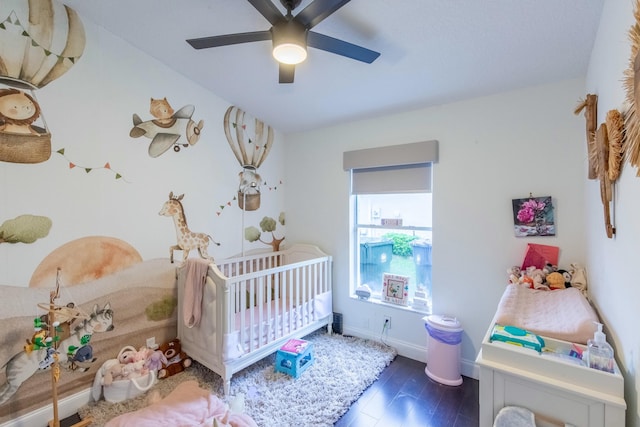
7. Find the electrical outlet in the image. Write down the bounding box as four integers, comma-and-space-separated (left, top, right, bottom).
146, 336, 158, 350
383, 315, 391, 330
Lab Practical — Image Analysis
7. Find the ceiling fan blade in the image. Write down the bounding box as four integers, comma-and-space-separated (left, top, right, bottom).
295, 0, 350, 29
279, 63, 295, 84
187, 31, 271, 49
247, 0, 284, 26
307, 31, 380, 63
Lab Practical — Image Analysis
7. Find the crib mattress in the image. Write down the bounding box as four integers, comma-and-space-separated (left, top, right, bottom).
225, 300, 312, 359
223, 291, 332, 361
494, 285, 598, 344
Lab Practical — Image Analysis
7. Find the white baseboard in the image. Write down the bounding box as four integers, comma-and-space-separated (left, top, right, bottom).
0, 388, 92, 427
342, 325, 479, 380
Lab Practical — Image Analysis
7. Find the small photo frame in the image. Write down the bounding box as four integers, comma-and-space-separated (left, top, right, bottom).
382, 273, 409, 306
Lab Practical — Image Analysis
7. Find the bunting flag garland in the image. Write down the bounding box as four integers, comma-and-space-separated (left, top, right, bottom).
215, 179, 283, 216
56, 148, 130, 183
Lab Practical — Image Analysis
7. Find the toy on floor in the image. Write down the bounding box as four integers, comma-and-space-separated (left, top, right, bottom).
144, 349, 168, 372
157, 338, 192, 379
97, 345, 149, 387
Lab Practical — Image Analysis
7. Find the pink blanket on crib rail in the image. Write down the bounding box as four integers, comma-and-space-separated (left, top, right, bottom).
183, 258, 211, 328
105, 380, 257, 427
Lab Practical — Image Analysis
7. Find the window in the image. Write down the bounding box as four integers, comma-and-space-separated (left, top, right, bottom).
355, 193, 432, 308
344, 141, 438, 312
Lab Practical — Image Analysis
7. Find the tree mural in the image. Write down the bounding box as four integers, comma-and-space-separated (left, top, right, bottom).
0, 214, 51, 244
244, 212, 285, 251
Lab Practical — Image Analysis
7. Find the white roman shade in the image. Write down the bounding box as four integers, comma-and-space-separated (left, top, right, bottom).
343, 140, 438, 194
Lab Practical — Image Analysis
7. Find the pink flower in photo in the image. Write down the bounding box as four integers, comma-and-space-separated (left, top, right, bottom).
517, 207, 535, 223
517, 199, 546, 223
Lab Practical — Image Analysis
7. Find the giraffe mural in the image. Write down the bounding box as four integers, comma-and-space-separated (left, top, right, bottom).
159, 192, 220, 263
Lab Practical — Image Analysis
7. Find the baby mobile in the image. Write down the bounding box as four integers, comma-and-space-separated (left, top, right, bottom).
0, 0, 85, 164
33, 268, 93, 427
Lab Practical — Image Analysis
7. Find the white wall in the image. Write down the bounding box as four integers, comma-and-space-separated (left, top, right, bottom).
0, 14, 286, 286
284, 79, 587, 376
586, 1, 640, 425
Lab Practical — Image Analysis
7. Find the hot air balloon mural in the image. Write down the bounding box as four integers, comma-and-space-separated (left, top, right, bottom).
0, 0, 85, 164
223, 106, 274, 211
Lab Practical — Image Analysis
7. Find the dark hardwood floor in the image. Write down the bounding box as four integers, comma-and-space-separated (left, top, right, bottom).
335, 355, 479, 427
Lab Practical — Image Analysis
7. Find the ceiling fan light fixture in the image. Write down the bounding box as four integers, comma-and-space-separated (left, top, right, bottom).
271, 20, 307, 65
273, 42, 307, 64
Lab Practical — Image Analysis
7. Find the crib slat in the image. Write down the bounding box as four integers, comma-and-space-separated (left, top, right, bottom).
302, 265, 308, 325
209, 248, 332, 366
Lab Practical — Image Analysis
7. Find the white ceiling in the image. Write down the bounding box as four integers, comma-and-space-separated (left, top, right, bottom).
62, 0, 604, 134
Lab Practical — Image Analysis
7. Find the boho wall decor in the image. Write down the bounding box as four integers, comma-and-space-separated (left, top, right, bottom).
586, 108, 623, 239
592, 123, 616, 238
624, 0, 640, 175
512, 195, 555, 237
574, 94, 598, 179
606, 109, 625, 182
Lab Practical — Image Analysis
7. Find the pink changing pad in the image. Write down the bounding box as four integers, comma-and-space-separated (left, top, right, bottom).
494, 285, 599, 344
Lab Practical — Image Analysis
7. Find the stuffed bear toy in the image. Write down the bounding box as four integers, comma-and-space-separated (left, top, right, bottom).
546, 271, 566, 290
158, 338, 192, 379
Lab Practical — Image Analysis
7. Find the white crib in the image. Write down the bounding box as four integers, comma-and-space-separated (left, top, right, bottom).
177, 244, 333, 395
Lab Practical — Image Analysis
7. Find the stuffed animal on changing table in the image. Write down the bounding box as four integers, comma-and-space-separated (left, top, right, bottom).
508, 265, 549, 290
525, 266, 549, 290
157, 338, 193, 379
507, 266, 521, 284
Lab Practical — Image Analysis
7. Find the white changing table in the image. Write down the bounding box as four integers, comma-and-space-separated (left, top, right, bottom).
476, 324, 626, 427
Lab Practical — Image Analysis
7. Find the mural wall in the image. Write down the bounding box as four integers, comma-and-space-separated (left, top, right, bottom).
0, 1, 286, 422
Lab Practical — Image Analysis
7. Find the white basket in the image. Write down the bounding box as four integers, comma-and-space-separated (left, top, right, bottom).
92, 345, 157, 403
103, 369, 156, 403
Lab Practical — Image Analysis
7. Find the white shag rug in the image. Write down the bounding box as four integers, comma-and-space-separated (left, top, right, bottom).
79, 330, 397, 427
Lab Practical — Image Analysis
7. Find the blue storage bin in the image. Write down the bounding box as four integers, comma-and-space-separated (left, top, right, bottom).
275, 341, 314, 378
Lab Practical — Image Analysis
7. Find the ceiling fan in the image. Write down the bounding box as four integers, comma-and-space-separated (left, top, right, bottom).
186, 0, 380, 84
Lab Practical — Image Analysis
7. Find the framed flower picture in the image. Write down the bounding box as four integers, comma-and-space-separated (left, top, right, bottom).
512, 196, 555, 237
382, 273, 409, 306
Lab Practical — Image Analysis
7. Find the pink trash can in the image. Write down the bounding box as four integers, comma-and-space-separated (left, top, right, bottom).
423, 315, 463, 386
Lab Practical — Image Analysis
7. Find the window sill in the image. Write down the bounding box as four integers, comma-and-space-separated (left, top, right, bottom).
350, 294, 431, 315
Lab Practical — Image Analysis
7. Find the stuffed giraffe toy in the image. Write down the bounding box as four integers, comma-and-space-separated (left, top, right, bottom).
159, 192, 220, 263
